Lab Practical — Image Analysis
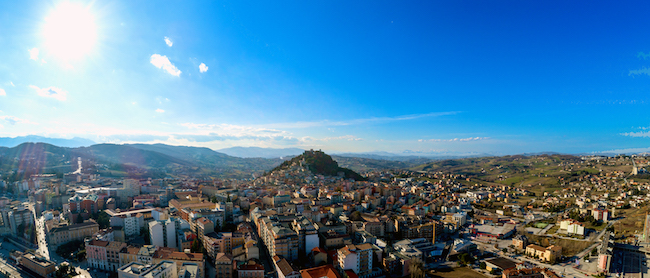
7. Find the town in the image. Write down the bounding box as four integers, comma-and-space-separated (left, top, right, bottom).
0, 148, 649, 278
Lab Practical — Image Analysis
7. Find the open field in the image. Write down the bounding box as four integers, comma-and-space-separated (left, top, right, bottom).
612, 205, 650, 240
523, 232, 593, 256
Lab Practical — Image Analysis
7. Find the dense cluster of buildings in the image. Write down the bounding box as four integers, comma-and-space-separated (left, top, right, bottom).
4, 153, 650, 278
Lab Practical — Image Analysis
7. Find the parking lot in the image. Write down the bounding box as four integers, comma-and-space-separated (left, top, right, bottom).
610, 250, 649, 278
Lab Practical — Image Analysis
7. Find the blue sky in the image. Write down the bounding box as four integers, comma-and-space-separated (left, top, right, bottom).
1, 1, 650, 154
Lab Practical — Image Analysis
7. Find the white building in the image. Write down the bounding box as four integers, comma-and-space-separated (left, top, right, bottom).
560, 219, 585, 236
592, 208, 609, 222
336, 243, 373, 277
149, 218, 181, 249
118, 261, 177, 278
452, 212, 467, 226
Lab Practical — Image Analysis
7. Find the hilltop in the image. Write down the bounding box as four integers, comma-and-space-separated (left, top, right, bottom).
271, 150, 366, 181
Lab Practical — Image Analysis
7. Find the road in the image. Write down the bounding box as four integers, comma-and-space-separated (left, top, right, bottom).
28, 202, 94, 278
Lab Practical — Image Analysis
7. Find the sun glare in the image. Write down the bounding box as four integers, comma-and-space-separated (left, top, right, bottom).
43, 2, 97, 61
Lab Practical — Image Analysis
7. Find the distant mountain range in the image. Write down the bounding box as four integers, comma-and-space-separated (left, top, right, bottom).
2, 135, 640, 180
216, 146, 305, 158
0, 136, 95, 148
0, 142, 285, 180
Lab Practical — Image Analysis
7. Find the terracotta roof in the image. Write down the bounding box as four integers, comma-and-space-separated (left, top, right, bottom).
301, 265, 341, 278
526, 244, 547, 252
503, 267, 544, 277
122, 246, 140, 255
155, 249, 204, 261
197, 217, 212, 225
215, 253, 232, 262
89, 240, 110, 247
548, 245, 562, 252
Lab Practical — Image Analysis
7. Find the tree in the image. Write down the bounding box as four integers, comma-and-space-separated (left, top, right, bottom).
350, 211, 362, 221
409, 257, 425, 278
93, 211, 110, 229
54, 263, 74, 278
479, 262, 486, 269
190, 238, 203, 253
76, 215, 84, 224
141, 227, 150, 244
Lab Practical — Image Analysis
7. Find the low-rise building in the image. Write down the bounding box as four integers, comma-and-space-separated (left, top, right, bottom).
484, 257, 517, 273
18, 251, 56, 278
48, 220, 99, 247
525, 244, 562, 263
512, 235, 528, 250
117, 260, 177, 278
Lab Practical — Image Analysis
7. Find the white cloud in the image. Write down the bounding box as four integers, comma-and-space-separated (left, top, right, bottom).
164, 37, 173, 47
150, 54, 181, 76
0, 89, 5, 96
29, 85, 67, 101
418, 137, 489, 142
199, 63, 208, 73
9, 82, 15, 87
267, 111, 460, 129
28, 48, 39, 60
155, 109, 165, 113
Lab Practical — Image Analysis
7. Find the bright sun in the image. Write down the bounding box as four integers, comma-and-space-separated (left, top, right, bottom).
43, 2, 97, 61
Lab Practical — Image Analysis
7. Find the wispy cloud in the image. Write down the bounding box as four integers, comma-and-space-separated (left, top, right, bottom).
638, 52, 650, 60
28, 48, 39, 60
199, 63, 208, 73
0, 89, 5, 96
594, 147, 650, 154
29, 85, 67, 101
150, 54, 181, 76
164, 37, 173, 47
302, 135, 363, 142
267, 111, 459, 129
629, 67, 650, 77
0, 115, 37, 125
621, 131, 650, 137
155, 108, 165, 113
181, 123, 286, 136
418, 137, 489, 142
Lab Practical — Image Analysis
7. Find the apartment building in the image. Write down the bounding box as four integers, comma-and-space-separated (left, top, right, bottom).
336, 244, 373, 277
